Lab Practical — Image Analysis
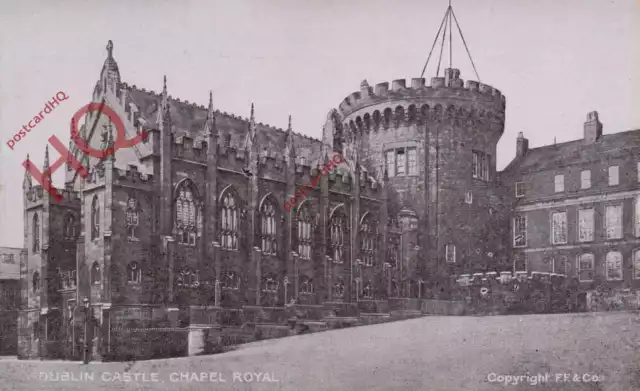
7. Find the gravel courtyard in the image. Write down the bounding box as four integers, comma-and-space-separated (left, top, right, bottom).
1, 311, 639, 391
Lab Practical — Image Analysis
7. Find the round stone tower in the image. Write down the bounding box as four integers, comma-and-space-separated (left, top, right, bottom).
334, 68, 506, 278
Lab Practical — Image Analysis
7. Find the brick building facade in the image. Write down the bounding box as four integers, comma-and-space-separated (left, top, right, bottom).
16, 40, 640, 359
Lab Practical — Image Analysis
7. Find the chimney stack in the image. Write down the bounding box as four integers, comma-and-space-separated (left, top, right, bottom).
584, 111, 602, 143
516, 132, 529, 157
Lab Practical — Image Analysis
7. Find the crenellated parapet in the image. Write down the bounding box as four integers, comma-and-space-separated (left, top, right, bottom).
113, 164, 155, 188
25, 185, 80, 208
336, 70, 506, 137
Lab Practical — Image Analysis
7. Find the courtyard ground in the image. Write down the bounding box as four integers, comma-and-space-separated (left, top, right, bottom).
0, 311, 638, 391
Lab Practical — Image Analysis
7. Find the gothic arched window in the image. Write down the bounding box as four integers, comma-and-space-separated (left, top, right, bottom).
330, 209, 346, 264
63, 214, 76, 241
363, 281, 374, 299
261, 199, 277, 255
175, 181, 199, 246
177, 267, 199, 288
32, 213, 40, 253
126, 198, 139, 240
91, 262, 100, 285
300, 276, 314, 295
91, 196, 100, 240
297, 204, 313, 260
127, 262, 141, 284
221, 270, 240, 290
360, 215, 377, 267
220, 190, 239, 250
261, 275, 279, 293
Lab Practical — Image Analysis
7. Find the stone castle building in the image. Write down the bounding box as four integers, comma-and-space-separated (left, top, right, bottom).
17, 37, 639, 359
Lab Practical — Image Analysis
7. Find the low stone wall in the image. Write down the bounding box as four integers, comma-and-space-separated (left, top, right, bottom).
586, 290, 640, 312
421, 299, 465, 315
105, 327, 188, 361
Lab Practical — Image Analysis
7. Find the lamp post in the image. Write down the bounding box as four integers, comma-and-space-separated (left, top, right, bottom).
82, 296, 90, 365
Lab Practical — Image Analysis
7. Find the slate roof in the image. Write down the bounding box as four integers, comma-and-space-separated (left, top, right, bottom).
503, 129, 640, 174
125, 86, 323, 164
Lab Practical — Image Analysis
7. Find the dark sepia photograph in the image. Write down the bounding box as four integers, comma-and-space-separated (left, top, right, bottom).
0, 0, 638, 390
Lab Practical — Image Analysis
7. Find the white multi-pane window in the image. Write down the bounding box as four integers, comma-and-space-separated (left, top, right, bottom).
605, 252, 623, 281
396, 150, 406, 176
605, 205, 623, 240
554, 174, 564, 193
635, 195, 640, 237
577, 254, 595, 282
385, 147, 418, 177
260, 200, 277, 255
580, 170, 591, 189
515, 182, 525, 198
552, 212, 567, 244
578, 208, 594, 242
634, 250, 640, 280
297, 205, 313, 260
472, 151, 490, 181
513, 215, 527, 247
445, 244, 456, 264
608, 166, 619, 186
220, 192, 239, 250
407, 148, 417, 175
385, 151, 395, 177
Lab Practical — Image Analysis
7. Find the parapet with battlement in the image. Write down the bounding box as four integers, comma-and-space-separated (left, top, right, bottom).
336, 69, 505, 135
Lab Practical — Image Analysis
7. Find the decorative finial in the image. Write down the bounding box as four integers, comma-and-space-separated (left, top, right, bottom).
106, 40, 113, 58
287, 114, 292, 131
250, 103, 255, 121
209, 90, 213, 108
163, 75, 167, 94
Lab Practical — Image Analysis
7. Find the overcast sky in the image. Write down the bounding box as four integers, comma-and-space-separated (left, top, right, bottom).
0, 0, 638, 248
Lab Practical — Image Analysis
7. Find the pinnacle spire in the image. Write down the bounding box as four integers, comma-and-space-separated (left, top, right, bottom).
205, 90, 217, 137
285, 114, 294, 157
43, 145, 50, 170
106, 120, 115, 160
23, 154, 32, 189
157, 75, 171, 127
